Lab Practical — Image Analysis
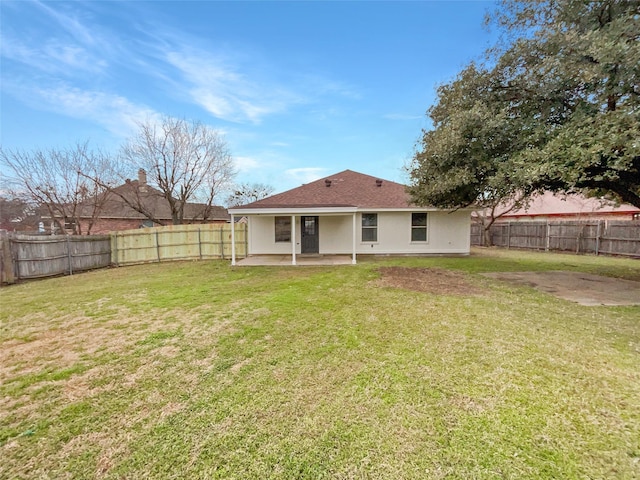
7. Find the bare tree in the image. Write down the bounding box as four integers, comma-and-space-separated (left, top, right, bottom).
226, 182, 274, 207
0, 194, 40, 231
0, 142, 114, 235
115, 116, 236, 225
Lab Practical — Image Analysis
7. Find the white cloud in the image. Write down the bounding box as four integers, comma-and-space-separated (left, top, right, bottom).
234, 156, 261, 173
34, 0, 100, 47
0, 35, 105, 75
28, 84, 160, 137
285, 167, 327, 185
164, 49, 302, 124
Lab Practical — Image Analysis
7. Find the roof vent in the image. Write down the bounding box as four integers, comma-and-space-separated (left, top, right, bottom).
376, 179, 383, 187
325, 179, 332, 187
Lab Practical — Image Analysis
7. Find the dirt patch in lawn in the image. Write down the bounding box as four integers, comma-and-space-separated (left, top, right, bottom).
483, 271, 640, 306
376, 267, 483, 295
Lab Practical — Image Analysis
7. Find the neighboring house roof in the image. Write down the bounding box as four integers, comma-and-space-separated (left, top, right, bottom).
89, 180, 228, 221
233, 170, 421, 211
45, 173, 229, 223
483, 191, 639, 220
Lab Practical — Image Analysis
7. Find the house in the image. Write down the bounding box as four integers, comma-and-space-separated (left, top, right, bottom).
228, 169, 471, 265
46, 169, 229, 234
481, 191, 640, 223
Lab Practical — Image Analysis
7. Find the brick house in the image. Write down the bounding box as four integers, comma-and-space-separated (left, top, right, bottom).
46, 169, 229, 234
482, 191, 640, 223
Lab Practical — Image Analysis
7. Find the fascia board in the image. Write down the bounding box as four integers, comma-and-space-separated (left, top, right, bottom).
229, 207, 358, 215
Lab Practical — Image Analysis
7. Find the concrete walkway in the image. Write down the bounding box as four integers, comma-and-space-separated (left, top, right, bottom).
235, 255, 355, 266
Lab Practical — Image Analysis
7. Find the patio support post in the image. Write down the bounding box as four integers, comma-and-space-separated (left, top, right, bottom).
230, 214, 236, 266
291, 215, 296, 265
352, 212, 357, 264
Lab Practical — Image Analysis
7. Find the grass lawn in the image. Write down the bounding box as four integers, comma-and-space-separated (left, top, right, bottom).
1, 248, 639, 479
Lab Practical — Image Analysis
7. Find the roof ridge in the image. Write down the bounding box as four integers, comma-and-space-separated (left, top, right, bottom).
235, 169, 413, 209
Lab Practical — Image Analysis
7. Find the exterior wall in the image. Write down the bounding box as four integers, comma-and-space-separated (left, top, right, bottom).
247, 215, 297, 255
247, 211, 471, 256
81, 218, 148, 234
319, 216, 352, 253
356, 211, 470, 255
247, 215, 353, 255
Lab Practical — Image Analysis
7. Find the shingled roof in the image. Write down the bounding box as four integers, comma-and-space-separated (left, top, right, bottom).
75, 179, 228, 221
237, 170, 416, 209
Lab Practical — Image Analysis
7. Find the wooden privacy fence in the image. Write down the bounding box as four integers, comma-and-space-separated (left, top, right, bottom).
0, 232, 111, 284
1, 223, 247, 285
471, 220, 640, 257
111, 223, 246, 266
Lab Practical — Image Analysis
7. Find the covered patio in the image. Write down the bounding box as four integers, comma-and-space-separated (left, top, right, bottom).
234, 254, 354, 266
230, 210, 359, 266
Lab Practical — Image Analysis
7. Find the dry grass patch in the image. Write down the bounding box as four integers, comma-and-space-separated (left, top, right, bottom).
375, 266, 485, 295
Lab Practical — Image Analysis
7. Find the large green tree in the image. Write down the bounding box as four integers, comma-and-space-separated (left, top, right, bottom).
409, 0, 640, 211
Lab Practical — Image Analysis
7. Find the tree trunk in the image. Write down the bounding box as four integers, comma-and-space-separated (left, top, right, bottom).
483, 226, 493, 247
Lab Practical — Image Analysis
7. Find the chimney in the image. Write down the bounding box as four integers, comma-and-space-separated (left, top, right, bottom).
325, 179, 332, 187
376, 179, 383, 187
138, 169, 148, 192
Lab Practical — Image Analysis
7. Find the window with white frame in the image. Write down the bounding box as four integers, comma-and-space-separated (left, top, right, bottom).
274, 216, 291, 242
411, 213, 427, 242
361, 213, 377, 242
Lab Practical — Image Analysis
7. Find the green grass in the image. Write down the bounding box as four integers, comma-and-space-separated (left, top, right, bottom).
1, 248, 639, 479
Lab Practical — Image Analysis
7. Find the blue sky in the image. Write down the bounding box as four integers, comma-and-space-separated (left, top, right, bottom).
0, 0, 497, 196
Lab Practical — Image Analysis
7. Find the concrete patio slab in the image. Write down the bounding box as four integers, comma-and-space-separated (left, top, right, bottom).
234, 255, 354, 266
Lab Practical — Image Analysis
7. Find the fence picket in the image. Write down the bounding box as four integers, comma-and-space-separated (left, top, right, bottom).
1, 223, 247, 285
471, 220, 639, 257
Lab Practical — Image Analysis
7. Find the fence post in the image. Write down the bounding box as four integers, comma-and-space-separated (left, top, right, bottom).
595, 220, 602, 256
244, 223, 248, 258
220, 225, 225, 259
66, 235, 73, 275
155, 230, 161, 262
576, 223, 585, 254
506, 222, 511, 249
113, 233, 119, 266
0, 231, 16, 285
198, 228, 203, 260
545, 222, 550, 251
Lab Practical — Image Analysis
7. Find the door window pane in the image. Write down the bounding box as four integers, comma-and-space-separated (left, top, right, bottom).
304, 217, 316, 235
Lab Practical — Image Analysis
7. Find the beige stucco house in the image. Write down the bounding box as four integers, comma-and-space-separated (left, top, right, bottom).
228, 170, 470, 265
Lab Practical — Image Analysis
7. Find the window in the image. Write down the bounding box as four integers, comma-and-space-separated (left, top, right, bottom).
275, 216, 291, 242
411, 213, 427, 242
63, 217, 76, 231
362, 213, 377, 242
